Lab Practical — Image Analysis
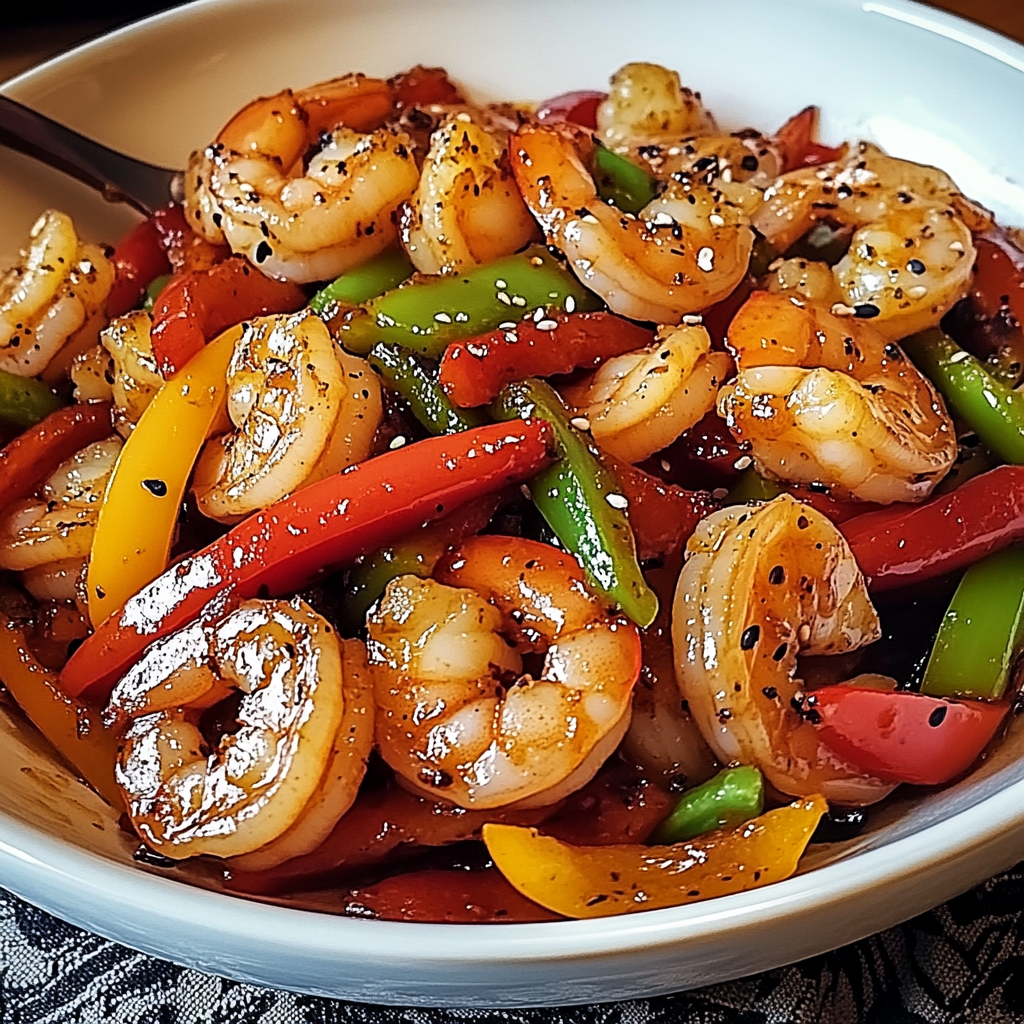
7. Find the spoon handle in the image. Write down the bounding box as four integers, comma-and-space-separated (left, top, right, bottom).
0, 94, 180, 216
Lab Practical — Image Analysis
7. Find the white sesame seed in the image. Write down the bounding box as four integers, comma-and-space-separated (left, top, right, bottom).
494, 279, 507, 289
697, 247, 715, 272
520, 483, 532, 499
389, 435, 407, 449
682, 314, 703, 325
605, 493, 629, 509
496, 291, 511, 305
434, 311, 453, 323
511, 295, 527, 307
660, 459, 672, 473
565, 295, 576, 313
536, 319, 559, 331
949, 240, 965, 251
498, 321, 517, 330
709, 213, 725, 227
949, 350, 970, 363
830, 302, 857, 317
907, 285, 928, 299
733, 455, 753, 471
570, 416, 591, 431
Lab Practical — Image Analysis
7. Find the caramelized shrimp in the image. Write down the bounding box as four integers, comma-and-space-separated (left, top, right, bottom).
367, 536, 641, 810
0, 437, 121, 576
0, 211, 114, 377
186, 75, 419, 283
192, 310, 382, 522
105, 598, 368, 860
718, 291, 957, 503
510, 123, 753, 323
595, 62, 715, 156
753, 144, 984, 339
400, 111, 538, 274
672, 496, 896, 806
562, 323, 731, 464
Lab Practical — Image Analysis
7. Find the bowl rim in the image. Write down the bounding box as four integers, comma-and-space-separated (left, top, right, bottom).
3, 0, 1024, 1004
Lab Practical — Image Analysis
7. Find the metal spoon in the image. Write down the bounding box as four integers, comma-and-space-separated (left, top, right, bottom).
0, 94, 181, 215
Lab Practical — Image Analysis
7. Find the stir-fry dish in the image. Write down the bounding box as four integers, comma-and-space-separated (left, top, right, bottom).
3, 61, 1024, 923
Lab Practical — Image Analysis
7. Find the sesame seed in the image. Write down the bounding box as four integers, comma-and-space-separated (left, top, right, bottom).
606, 493, 629, 509
570, 416, 591, 430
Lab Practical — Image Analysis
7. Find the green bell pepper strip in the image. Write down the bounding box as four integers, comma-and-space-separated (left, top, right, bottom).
649, 766, 765, 845
902, 329, 1024, 465
309, 248, 415, 315
368, 343, 486, 436
0, 369, 62, 429
492, 378, 658, 627
921, 546, 1024, 701
340, 247, 602, 358
141, 274, 171, 313
728, 467, 784, 504
592, 144, 658, 215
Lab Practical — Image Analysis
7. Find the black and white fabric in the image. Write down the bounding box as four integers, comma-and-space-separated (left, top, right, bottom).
5, 866, 1024, 1024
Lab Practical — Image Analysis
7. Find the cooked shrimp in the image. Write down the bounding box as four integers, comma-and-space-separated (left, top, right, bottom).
753, 144, 983, 339
21, 559, 85, 604
186, 75, 419, 284
367, 535, 642, 810
191, 310, 382, 522
561, 323, 732, 464
224, 638, 374, 872
595, 62, 715, 156
399, 111, 538, 275
511, 122, 753, 323
717, 291, 957, 503
104, 597, 365, 860
766, 257, 842, 305
0, 211, 114, 377
672, 496, 896, 806
72, 312, 163, 436
0, 436, 122, 573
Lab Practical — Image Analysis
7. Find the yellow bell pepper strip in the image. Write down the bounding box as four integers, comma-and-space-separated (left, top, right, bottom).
482, 794, 827, 919
0, 606, 122, 808
85, 324, 239, 626
340, 246, 601, 358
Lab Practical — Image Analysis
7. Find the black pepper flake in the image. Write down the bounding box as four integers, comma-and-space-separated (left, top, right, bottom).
797, 515, 809, 530
141, 478, 168, 497
254, 240, 273, 263
853, 303, 881, 319
740, 625, 760, 650
762, 686, 778, 700
928, 705, 948, 727
907, 259, 926, 275
95, 585, 106, 600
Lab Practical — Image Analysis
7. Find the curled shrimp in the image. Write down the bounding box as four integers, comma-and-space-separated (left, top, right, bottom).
672, 496, 896, 806
595, 62, 715, 156
753, 144, 984, 339
717, 291, 956, 503
0, 211, 114, 377
562, 324, 732, 464
367, 535, 641, 810
0, 437, 122, 578
510, 123, 753, 323
399, 111, 539, 275
766, 257, 842, 305
186, 75, 419, 283
192, 310, 382, 523
72, 312, 163, 436
104, 598, 370, 860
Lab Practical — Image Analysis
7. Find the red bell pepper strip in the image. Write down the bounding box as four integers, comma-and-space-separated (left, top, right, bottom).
106, 218, 171, 320
60, 420, 553, 703
601, 456, 717, 563
772, 106, 844, 174
390, 65, 463, 110
536, 90, 607, 130
439, 312, 654, 408
811, 686, 1008, 786
0, 403, 112, 514
972, 230, 1024, 331
150, 256, 306, 377
151, 204, 230, 274
843, 465, 1024, 592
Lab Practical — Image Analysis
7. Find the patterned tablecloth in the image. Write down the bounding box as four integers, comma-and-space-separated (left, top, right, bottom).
4, 865, 1024, 1023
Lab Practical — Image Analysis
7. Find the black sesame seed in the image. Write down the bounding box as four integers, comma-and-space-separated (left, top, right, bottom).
740, 625, 761, 650
772, 643, 788, 662
762, 686, 778, 700
254, 240, 273, 263
853, 303, 881, 319
141, 478, 168, 497
907, 259, 926, 275
768, 565, 785, 585
928, 705, 948, 727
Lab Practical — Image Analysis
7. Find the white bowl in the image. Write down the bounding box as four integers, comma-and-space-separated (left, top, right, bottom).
2, 0, 1024, 1007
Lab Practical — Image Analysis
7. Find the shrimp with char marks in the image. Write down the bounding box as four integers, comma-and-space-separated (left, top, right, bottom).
104, 598, 372, 860
1, 211, 114, 378
399, 110, 539, 275
191, 310, 382, 523
717, 290, 957, 504
367, 535, 641, 810
186, 74, 419, 283
672, 496, 897, 806
753, 143, 988, 340
510, 122, 753, 324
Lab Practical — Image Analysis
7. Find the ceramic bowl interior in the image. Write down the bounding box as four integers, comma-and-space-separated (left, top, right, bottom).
2, 0, 1024, 1007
